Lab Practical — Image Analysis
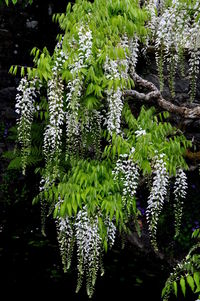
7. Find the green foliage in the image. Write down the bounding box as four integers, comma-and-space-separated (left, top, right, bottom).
104, 105, 190, 176
162, 239, 200, 301
1, 0, 33, 5
2, 123, 43, 171
3, 146, 42, 170
33, 157, 140, 237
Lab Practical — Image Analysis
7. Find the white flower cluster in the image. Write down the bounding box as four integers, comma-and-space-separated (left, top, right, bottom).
113, 154, 139, 212
151, 0, 200, 99
66, 26, 93, 156
15, 77, 39, 174
104, 217, 116, 249
104, 33, 139, 135
75, 207, 101, 298
187, 11, 200, 101
78, 25, 93, 62
146, 153, 169, 251
104, 58, 123, 135
54, 203, 117, 297
43, 79, 64, 160
145, 0, 160, 33
135, 126, 146, 138
173, 169, 187, 237
56, 215, 74, 273
43, 47, 66, 162
113, 154, 139, 198
120, 34, 130, 79
129, 36, 139, 71
65, 112, 80, 157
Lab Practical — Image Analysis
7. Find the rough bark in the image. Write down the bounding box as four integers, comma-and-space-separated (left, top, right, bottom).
124, 71, 200, 119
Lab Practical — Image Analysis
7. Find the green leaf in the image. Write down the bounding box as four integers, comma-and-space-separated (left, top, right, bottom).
21, 66, 25, 77
194, 272, 200, 292
67, 202, 72, 216
13, 65, 18, 75
192, 229, 200, 239
84, 95, 99, 110
161, 285, 167, 298
173, 281, 178, 297
7, 157, 21, 170
72, 193, 78, 214
9, 65, 14, 74
187, 275, 195, 292
85, 83, 95, 96
180, 277, 186, 296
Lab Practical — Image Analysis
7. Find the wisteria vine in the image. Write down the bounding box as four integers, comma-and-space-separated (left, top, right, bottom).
12, 0, 194, 298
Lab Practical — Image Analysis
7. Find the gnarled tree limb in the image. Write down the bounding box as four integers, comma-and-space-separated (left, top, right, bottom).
124, 71, 200, 119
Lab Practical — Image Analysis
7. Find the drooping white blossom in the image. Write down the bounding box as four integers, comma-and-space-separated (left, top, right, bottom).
187, 12, 200, 101
173, 169, 187, 237
75, 207, 101, 298
113, 154, 139, 214
150, 0, 200, 98
44, 82, 64, 155
56, 214, 74, 272
65, 26, 93, 156
146, 153, 169, 251
43, 45, 66, 162
15, 76, 40, 174
120, 34, 130, 79
54, 205, 116, 297
113, 154, 139, 198
104, 217, 116, 249
104, 58, 124, 135
104, 33, 139, 135
129, 36, 139, 71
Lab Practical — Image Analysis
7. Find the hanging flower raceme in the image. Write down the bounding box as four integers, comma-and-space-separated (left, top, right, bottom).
75, 207, 102, 298
43, 79, 64, 158
43, 46, 66, 164
104, 33, 138, 136
54, 203, 117, 298
15, 76, 40, 174
113, 154, 139, 214
149, 0, 200, 99
104, 217, 116, 249
155, 1, 189, 94
146, 153, 169, 251
187, 10, 200, 102
56, 215, 74, 273
129, 36, 139, 71
104, 57, 124, 135
65, 25, 93, 157
173, 169, 187, 237
145, 0, 160, 33
120, 34, 130, 79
